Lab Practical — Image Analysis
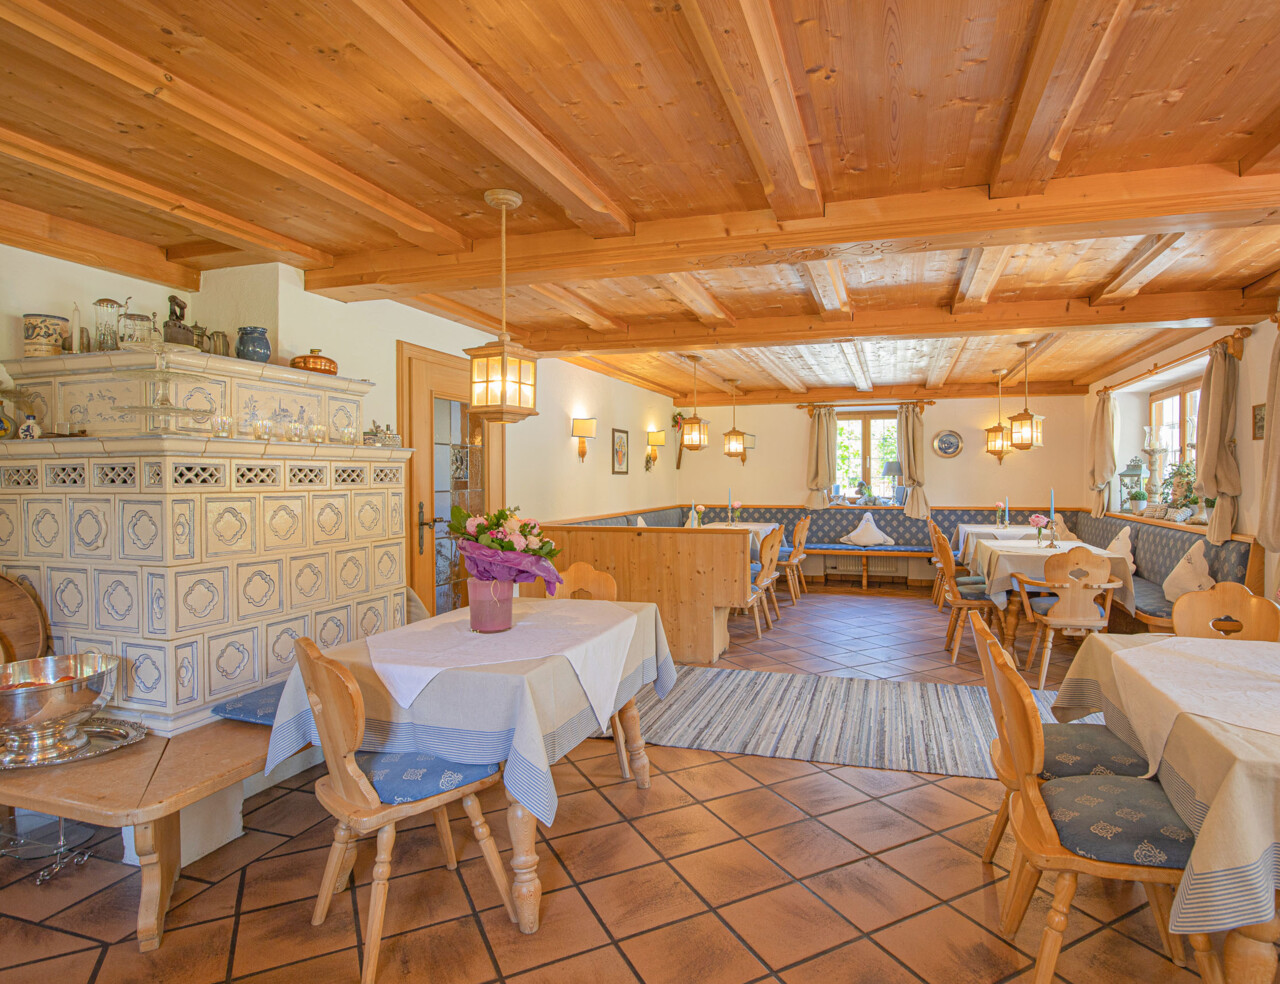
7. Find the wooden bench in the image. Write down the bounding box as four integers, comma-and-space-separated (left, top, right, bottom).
807, 546, 935, 589
0, 719, 268, 951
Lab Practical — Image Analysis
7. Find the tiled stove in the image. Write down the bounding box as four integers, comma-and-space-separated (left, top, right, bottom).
0, 353, 411, 736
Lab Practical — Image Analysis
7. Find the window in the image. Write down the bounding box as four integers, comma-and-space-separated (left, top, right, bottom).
835, 412, 899, 498
1149, 381, 1200, 467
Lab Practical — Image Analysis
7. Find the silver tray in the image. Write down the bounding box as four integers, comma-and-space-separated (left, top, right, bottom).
0, 718, 146, 770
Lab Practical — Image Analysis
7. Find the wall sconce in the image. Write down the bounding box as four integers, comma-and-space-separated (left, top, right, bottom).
645, 430, 665, 470
571, 418, 596, 462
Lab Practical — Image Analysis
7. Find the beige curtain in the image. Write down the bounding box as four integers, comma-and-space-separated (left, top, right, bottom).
1258, 332, 1280, 551
1194, 342, 1241, 545
805, 407, 836, 508
896, 404, 930, 519
1086, 392, 1117, 518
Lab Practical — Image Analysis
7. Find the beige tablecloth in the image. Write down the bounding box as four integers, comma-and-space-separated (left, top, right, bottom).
1053, 633, 1280, 933
702, 522, 779, 562
973, 538, 1134, 613
951, 524, 1038, 566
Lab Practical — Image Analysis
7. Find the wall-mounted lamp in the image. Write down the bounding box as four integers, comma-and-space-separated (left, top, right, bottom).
571, 417, 596, 462
645, 430, 665, 470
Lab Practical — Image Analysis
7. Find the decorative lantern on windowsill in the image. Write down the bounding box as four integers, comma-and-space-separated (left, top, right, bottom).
464, 189, 539, 424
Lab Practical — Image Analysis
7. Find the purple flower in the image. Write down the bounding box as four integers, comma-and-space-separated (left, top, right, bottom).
458, 540, 564, 595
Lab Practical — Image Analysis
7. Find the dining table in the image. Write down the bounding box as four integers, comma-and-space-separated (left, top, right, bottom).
1053, 633, 1280, 984
265, 596, 676, 933
950, 523, 1039, 567
701, 521, 780, 562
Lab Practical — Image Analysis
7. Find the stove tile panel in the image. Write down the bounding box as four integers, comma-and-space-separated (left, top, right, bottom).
93, 568, 141, 635
261, 495, 307, 550
265, 615, 308, 678
236, 558, 285, 620
22, 497, 65, 558
205, 496, 257, 557
206, 624, 260, 698
69, 497, 113, 560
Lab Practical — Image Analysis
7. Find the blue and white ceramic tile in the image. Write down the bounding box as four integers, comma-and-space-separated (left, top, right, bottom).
333, 546, 370, 599
120, 642, 168, 709
58, 379, 137, 431
265, 614, 308, 678
314, 603, 352, 650
146, 570, 168, 638
288, 552, 330, 609
355, 595, 388, 639
22, 497, 66, 558
205, 625, 260, 698
389, 492, 404, 537
119, 498, 165, 561
204, 496, 257, 557
70, 635, 120, 698
69, 497, 113, 560
173, 378, 227, 434
171, 498, 197, 561
352, 491, 387, 540
174, 638, 200, 705
233, 382, 323, 436
93, 568, 141, 635
261, 495, 307, 550
392, 588, 406, 628
327, 396, 361, 441
236, 558, 284, 620
372, 541, 402, 589
46, 566, 90, 628
3, 564, 41, 596
311, 493, 349, 544
0, 499, 20, 559
173, 566, 230, 634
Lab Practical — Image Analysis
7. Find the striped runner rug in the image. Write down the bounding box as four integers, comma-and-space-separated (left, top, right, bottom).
633, 666, 1091, 780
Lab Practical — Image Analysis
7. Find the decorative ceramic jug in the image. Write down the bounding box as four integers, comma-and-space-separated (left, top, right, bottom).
17, 415, 41, 440
235, 326, 271, 363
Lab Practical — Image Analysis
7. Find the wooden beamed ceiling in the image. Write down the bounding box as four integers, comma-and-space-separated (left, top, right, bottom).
1, 0, 1279, 406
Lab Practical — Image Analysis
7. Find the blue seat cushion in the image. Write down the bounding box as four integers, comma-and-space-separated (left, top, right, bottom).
1131, 576, 1173, 620
1029, 595, 1105, 618
210, 682, 284, 725
1041, 724, 1148, 780
750, 562, 762, 575
1041, 774, 1193, 869
777, 545, 793, 562
956, 575, 985, 585
958, 583, 991, 600
354, 751, 500, 805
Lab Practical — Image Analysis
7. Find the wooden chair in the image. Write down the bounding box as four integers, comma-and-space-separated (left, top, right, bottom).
1172, 581, 1280, 641
930, 522, 998, 661
1013, 545, 1121, 689
972, 611, 1219, 984
740, 527, 783, 639
928, 520, 979, 611
295, 638, 514, 984
0, 573, 50, 663
776, 515, 810, 604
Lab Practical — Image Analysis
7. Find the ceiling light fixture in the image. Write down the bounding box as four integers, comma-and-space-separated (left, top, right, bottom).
1007, 340, 1045, 451
985, 369, 1014, 464
723, 378, 747, 462
681, 355, 709, 451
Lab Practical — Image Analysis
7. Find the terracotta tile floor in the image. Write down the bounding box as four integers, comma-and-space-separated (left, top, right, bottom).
0, 587, 1209, 984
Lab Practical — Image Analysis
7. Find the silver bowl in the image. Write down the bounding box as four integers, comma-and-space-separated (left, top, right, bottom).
0, 654, 119, 767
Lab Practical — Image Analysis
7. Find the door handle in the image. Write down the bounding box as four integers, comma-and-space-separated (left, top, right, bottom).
418, 501, 427, 555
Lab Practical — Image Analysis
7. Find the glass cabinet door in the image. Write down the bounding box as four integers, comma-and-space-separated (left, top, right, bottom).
432, 397, 484, 614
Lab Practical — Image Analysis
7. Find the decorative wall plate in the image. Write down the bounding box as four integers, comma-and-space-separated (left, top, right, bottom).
932, 430, 963, 458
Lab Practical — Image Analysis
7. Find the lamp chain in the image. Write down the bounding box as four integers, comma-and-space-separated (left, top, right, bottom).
500, 202, 508, 340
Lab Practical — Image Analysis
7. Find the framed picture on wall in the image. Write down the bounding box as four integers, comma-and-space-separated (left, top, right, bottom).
1254, 403, 1266, 441
612, 428, 629, 474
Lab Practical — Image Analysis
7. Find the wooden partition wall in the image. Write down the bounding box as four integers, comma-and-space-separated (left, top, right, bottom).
532, 526, 753, 665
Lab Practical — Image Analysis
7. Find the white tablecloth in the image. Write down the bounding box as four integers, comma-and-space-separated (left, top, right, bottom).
973, 538, 1135, 613
368, 598, 638, 729
951, 524, 1038, 566
265, 599, 675, 826
1054, 634, 1280, 933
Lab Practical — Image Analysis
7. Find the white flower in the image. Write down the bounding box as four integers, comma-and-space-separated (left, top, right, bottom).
527, 534, 541, 548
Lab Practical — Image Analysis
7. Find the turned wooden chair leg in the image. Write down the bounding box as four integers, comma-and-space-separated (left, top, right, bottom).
313, 820, 355, 925
1001, 846, 1042, 936
1143, 882, 1186, 966
434, 806, 457, 869
768, 583, 782, 620
751, 600, 763, 639
1037, 628, 1056, 690
610, 712, 631, 779
950, 608, 967, 662
361, 823, 397, 984
982, 792, 1009, 863
944, 607, 961, 651
1033, 871, 1077, 984
1188, 933, 1225, 984
461, 793, 516, 923
761, 596, 774, 630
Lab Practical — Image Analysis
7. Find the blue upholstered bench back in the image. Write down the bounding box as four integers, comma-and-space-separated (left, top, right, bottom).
1063, 511, 1250, 586
694, 506, 1046, 548
566, 506, 687, 528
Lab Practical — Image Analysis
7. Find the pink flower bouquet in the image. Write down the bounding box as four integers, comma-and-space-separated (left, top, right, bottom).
1028, 513, 1049, 545
448, 506, 563, 594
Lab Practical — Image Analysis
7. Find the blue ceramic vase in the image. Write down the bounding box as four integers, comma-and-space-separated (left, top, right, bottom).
235, 326, 271, 363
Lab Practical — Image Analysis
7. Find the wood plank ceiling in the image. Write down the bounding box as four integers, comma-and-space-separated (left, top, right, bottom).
2, 0, 1280, 404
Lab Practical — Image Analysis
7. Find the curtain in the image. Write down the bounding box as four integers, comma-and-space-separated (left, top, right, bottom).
1194, 342, 1241, 546
805, 407, 836, 508
1258, 331, 1280, 551
896, 404, 930, 519
1086, 392, 1117, 518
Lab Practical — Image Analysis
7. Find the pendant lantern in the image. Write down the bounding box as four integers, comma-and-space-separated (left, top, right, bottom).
985, 369, 1014, 464
681, 355, 709, 451
1007, 340, 1045, 451
723, 378, 746, 462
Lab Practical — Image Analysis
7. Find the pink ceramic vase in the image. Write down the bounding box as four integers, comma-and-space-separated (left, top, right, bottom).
468, 578, 514, 633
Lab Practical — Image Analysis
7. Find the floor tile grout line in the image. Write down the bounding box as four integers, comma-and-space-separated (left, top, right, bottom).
221, 867, 247, 984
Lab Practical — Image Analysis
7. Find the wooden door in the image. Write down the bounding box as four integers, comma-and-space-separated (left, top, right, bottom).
396, 342, 505, 615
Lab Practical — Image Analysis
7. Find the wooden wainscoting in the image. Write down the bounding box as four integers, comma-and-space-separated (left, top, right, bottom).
532, 525, 753, 665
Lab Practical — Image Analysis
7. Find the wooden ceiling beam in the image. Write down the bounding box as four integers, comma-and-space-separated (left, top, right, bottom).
1001, 332, 1065, 381
0, 0, 469, 252
528, 284, 627, 332
518, 290, 1270, 355
399, 294, 505, 336
561, 357, 684, 400
682, 0, 823, 220
1074, 330, 1191, 385
950, 246, 1013, 314
799, 260, 851, 321
739, 348, 808, 393
0, 198, 200, 290
1242, 265, 1280, 298
925, 338, 967, 389
837, 342, 872, 392
164, 242, 241, 262
652, 352, 740, 394
991, 0, 1136, 198
0, 125, 332, 269
344, 0, 632, 237
653, 273, 737, 327
673, 379, 1088, 407
1240, 104, 1280, 176
1090, 232, 1187, 304
308, 164, 1280, 298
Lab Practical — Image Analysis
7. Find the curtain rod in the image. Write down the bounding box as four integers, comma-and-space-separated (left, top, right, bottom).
1098, 327, 1251, 395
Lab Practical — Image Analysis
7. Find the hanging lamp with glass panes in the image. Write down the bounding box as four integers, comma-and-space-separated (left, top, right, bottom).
1007, 340, 1045, 451
985, 369, 1015, 464
681, 355, 709, 451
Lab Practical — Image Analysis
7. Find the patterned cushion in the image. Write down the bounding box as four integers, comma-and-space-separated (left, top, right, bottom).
573, 515, 629, 527
1041, 774, 1194, 869
1028, 594, 1104, 618
210, 682, 284, 725
1041, 723, 1149, 779
354, 751, 500, 805
1136, 524, 1250, 586
956, 575, 986, 585
958, 583, 990, 600
1131, 576, 1173, 619
634, 507, 684, 528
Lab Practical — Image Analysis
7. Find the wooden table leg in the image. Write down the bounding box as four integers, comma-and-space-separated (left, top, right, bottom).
1002, 604, 1020, 653
506, 793, 542, 934
618, 698, 650, 789
134, 812, 181, 952
1222, 910, 1280, 984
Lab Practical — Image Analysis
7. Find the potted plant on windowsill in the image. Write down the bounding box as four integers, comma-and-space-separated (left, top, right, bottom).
448, 506, 563, 633
1128, 489, 1148, 514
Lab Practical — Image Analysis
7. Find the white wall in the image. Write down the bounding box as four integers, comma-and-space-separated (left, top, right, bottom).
674, 395, 1092, 509
507, 358, 678, 521
0, 244, 193, 363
